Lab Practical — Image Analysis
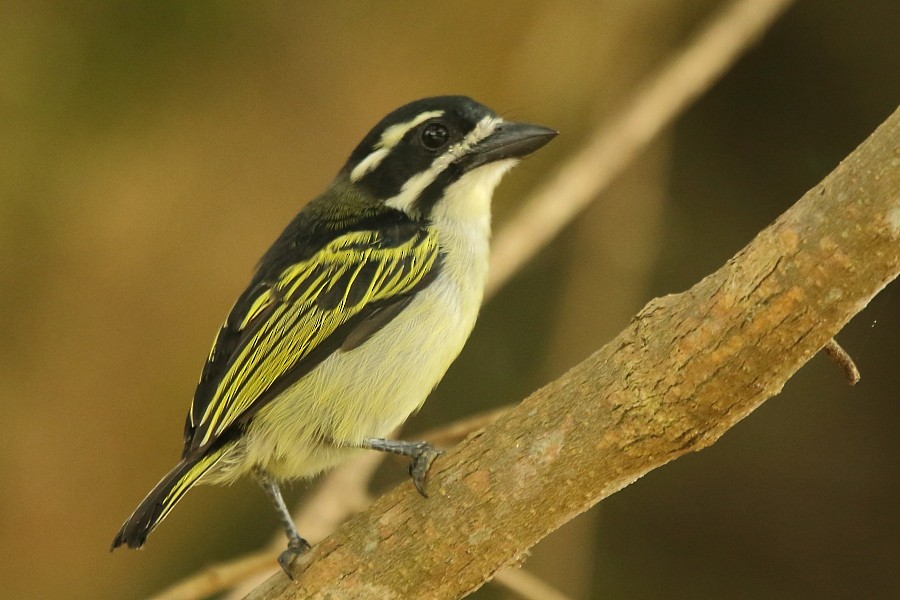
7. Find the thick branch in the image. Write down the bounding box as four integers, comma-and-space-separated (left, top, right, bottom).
246, 108, 900, 599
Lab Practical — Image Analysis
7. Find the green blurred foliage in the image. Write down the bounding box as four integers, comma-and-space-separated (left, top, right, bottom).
0, 1, 896, 599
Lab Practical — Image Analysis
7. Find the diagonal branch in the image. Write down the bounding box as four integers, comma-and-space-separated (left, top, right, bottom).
487, 0, 795, 296
245, 105, 900, 600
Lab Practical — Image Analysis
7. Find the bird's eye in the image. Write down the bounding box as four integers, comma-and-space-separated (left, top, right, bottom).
420, 122, 450, 150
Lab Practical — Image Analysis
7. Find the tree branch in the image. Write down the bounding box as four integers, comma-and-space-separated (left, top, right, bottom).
487, 0, 795, 296
243, 103, 900, 599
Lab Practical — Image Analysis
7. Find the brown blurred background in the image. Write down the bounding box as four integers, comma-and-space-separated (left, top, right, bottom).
0, 1, 897, 599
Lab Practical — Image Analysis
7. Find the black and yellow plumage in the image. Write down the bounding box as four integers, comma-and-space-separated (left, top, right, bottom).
111, 96, 555, 571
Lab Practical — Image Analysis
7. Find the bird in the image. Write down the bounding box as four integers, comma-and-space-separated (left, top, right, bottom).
111, 95, 556, 573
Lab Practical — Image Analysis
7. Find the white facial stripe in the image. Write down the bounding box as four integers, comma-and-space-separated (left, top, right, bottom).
379, 110, 444, 150
349, 147, 389, 183
457, 115, 504, 158
384, 166, 440, 215
385, 115, 503, 215
349, 110, 445, 182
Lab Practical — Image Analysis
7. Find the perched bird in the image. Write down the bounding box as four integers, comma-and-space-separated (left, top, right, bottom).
111, 95, 556, 572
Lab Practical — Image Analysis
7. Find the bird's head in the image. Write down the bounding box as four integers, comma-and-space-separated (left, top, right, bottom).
340, 96, 556, 223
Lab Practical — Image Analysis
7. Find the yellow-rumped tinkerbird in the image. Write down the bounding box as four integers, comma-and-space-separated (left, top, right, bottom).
111, 96, 556, 573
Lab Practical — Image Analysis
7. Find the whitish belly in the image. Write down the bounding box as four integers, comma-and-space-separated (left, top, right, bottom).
235, 272, 482, 480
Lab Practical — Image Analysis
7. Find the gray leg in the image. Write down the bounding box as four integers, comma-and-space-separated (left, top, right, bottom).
361, 438, 442, 497
254, 468, 310, 577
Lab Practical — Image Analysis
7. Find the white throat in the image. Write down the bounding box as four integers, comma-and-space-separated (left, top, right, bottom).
428, 159, 517, 286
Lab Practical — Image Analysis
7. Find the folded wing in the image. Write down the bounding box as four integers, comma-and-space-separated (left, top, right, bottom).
183, 222, 441, 455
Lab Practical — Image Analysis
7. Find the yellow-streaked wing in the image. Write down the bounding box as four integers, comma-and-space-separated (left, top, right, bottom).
185, 224, 441, 453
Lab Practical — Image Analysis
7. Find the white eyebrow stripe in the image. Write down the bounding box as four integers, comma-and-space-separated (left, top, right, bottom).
385, 115, 503, 215
349, 147, 389, 183
349, 110, 445, 182
379, 110, 445, 150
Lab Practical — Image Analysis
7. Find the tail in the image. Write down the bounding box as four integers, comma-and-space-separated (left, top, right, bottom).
111, 448, 226, 550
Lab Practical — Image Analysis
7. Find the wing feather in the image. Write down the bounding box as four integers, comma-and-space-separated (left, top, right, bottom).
185, 224, 440, 453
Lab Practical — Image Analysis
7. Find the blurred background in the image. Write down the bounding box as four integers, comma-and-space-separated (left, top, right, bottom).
1, 1, 897, 598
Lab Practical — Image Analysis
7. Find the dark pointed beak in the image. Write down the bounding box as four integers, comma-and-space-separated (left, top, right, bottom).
461, 122, 557, 172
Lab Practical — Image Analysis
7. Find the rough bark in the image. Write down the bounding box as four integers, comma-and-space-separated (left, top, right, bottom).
246, 107, 900, 600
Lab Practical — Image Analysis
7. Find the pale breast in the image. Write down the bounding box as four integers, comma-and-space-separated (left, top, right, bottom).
238, 244, 487, 480
235, 170, 497, 481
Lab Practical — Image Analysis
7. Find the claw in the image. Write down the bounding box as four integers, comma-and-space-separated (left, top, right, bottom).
409, 443, 443, 497
360, 438, 443, 496
278, 537, 311, 579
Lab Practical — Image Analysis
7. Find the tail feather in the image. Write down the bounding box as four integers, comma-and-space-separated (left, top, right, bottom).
111, 448, 226, 550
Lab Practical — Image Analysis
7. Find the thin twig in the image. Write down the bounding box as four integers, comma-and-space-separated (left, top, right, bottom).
823, 338, 861, 385
150, 552, 275, 600
493, 567, 575, 600
487, 0, 796, 297
291, 451, 380, 542
418, 405, 510, 447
